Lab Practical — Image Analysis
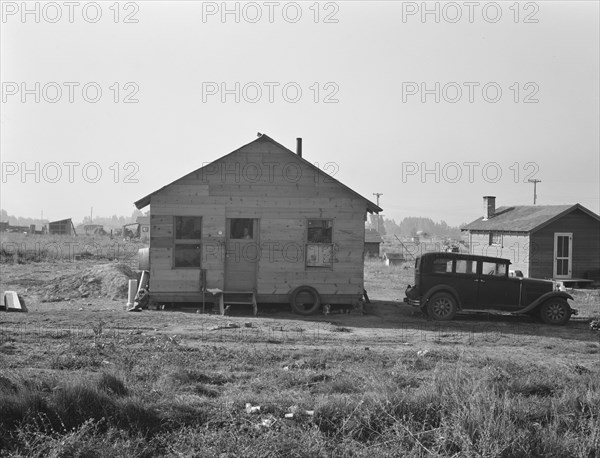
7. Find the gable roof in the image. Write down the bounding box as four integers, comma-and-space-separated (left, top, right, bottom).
461, 203, 600, 233
365, 229, 384, 243
134, 134, 382, 213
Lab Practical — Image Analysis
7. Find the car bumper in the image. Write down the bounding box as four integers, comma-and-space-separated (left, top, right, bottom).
403, 297, 421, 307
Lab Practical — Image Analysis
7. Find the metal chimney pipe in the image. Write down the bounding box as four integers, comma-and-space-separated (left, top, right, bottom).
296, 138, 302, 158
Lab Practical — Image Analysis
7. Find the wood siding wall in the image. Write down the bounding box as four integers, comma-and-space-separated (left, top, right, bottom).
149, 139, 367, 300
467, 232, 531, 276
530, 210, 600, 278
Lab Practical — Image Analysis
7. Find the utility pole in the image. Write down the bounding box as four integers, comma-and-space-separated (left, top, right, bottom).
90, 207, 93, 223
373, 193, 383, 233
528, 179, 541, 205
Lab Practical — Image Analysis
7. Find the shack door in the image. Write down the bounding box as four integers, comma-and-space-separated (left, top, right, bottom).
553, 233, 572, 279
224, 218, 259, 291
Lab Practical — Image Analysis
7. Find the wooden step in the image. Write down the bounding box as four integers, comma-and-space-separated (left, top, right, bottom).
219, 291, 257, 316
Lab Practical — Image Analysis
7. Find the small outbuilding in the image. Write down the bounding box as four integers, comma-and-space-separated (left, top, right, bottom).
137, 216, 150, 242
48, 218, 76, 235
133, 134, 382, 311
462, 196, 600, 284
383, 252, 405, 266
364, 229, 383, 257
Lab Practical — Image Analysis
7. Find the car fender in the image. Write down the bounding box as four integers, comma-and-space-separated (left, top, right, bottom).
517, 291, 574, 314
423, 285, 463, 310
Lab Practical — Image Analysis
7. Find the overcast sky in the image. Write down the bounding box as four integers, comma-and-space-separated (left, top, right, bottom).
1, 0, 598, 226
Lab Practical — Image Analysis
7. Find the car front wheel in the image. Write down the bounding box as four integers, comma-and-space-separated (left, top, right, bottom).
427, 292, 457, 321
540, 298, 571, 325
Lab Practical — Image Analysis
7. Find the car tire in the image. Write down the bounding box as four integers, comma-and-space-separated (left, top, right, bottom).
427, 292, 457, 321
539, 298, 571, 325
290, 286, 321, 315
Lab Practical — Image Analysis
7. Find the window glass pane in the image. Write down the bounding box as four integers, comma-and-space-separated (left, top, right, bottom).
432, 258, 452, 273
308, 220, 332, 243
174, 245, 201, 267
496, 263, 507, 276
456, 260, 476, 274
230, 219, 254, 239
175, 217, 202, 240
489, 233, 501, 245
562, 237, 569, 257
482, 261, 506, 276
306, 243, 333, 267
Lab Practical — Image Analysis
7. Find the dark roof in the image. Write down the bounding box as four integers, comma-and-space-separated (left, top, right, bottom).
365, 229, 383, 243
461, 204, 600, 233
49, 218, 72, 224
134, 134, 382, 214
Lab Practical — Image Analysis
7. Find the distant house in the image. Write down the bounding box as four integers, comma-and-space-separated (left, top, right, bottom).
383, 252, 404, 266
48, 218, 76, 235
462, 196, 600, 282
364, 229, 383, 257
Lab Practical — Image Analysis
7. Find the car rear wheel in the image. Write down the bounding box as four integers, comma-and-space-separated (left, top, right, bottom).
540, 298, 571, 325
427, 292, 457, 321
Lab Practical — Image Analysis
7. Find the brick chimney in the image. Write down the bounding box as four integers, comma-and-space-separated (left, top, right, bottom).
296, 138, 302, 158
483, 196, 496, 221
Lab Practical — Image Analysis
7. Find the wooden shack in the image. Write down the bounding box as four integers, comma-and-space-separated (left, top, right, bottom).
134, 134, 382, 312
462, 196, 600, 285
364, 229, 383, 257
48, 218, 76, 235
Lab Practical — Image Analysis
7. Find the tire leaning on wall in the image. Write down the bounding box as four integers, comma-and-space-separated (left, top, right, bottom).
290, 285, 321, 315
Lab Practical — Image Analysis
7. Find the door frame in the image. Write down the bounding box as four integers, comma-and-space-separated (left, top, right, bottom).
224, 218, 259, 291
553, 232, 572, 279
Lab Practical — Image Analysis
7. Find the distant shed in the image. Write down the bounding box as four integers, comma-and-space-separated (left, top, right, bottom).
137, 216, 150, 242
48, 219, 76, 235
383, 252, 405, 266
364, 229, 383, 257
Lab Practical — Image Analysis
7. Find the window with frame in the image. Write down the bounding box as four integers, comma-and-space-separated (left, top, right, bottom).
455, 259, 476, 274
229, 218, 254, 240
174, 216, 202, 268
481, 261, 507, 276
306, 219, 333, 268
432, 258, 453, 273
489, 232, 502, 246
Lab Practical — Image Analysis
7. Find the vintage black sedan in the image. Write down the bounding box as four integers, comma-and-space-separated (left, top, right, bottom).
404, 252, 578, 325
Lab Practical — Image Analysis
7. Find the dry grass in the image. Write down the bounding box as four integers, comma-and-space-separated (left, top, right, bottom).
0, 337, 598, 457
0, 232, 147, 265
0, 255, 598, 456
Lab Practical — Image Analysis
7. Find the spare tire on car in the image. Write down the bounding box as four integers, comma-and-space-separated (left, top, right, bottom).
290, 285, 321, 315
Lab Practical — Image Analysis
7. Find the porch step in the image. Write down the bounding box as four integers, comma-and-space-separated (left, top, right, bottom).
219, 291, 257, 316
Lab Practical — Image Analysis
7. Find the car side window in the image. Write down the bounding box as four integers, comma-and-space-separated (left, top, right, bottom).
482, 261, 507, 276
432, 258, 453, 273
456, 260, 476, 274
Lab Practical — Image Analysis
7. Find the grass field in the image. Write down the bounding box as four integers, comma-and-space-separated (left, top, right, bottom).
0, 253, 599, 456
0, 232, 147, 266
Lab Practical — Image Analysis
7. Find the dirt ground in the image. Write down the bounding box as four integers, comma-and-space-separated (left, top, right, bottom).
1, 259, 598, 370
